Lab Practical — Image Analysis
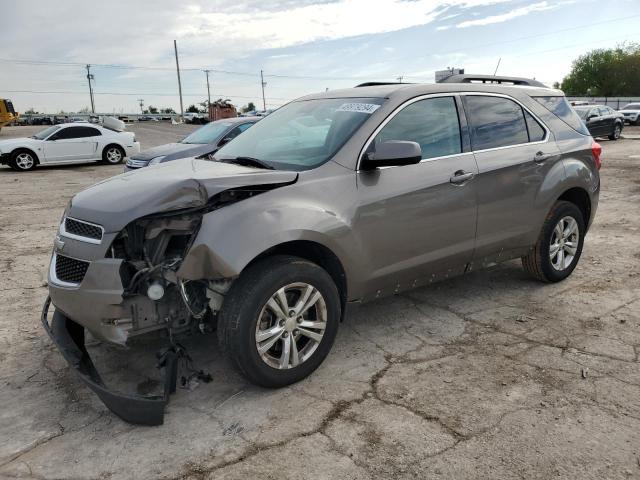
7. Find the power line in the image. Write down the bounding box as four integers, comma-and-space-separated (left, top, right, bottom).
3, 89, 291, 100
0, 14, 637, 81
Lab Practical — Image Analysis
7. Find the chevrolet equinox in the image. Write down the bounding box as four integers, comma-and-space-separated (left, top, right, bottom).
43, 75, 601, 424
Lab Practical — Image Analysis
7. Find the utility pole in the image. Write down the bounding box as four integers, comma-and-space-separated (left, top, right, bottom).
138, 99, 144, 114
86, 64, 95, 113
204, 69, 212, 121
260, 70, 267, 112
397, 75, 404, 83
174, 40, 184, 122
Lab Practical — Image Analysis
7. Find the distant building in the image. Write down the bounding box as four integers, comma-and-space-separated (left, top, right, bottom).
436, 68, 465, 83
208, 102, 237, 121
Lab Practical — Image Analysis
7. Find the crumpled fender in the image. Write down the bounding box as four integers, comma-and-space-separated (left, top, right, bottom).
178, 166, 367, 299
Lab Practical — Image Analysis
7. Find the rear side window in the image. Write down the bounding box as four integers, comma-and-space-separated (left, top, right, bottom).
465, 96, 528, 150
371, 96, 462, 160
532, 96, 589, 135
524, 111, 545, 142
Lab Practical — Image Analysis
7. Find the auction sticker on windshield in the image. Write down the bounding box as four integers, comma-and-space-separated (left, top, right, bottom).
337, 103, 381, 114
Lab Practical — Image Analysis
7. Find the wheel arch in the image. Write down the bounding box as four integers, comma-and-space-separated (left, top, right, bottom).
102, 143, 125, 156
12, 147, 40, 164
247, 240, 348, 319
557, 187, 591, 227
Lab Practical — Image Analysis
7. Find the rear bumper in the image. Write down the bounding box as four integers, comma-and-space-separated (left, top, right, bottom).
41, 297, 177, 426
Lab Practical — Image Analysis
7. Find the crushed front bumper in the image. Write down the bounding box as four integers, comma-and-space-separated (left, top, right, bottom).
41, 297, 178, 426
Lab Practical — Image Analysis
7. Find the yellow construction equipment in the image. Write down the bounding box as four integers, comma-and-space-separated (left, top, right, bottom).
0, 99, 19, 132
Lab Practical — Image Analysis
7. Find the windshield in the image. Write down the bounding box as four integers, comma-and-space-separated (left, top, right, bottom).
182, 122, 232, 144
215, 97, 386, 171
622, 104, 640, 110
33, 125, 60, 140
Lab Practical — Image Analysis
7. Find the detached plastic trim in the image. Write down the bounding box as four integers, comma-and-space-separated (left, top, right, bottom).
40, 297, 177, 426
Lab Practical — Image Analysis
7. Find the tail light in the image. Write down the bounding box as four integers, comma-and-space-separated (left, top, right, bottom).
592, 141, 602, 170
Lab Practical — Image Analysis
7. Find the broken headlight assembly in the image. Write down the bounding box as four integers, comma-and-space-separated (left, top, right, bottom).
107, 209, 217, 338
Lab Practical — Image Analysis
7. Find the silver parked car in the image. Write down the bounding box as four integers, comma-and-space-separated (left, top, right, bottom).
43, 75, 601, 425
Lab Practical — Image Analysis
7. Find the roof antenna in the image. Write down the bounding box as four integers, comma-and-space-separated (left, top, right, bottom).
493, 58, 502, 76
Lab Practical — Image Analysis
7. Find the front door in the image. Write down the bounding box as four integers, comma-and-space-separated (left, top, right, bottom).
462, 94, 562, 267
353, 95, 479, 298
43, 126, 99, 162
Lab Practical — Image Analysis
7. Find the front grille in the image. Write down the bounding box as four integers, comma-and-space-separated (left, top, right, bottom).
65, 217, 103, 241
55, 255, 89, 284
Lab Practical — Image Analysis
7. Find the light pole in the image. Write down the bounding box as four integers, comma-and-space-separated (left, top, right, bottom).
138, 99, 144, 114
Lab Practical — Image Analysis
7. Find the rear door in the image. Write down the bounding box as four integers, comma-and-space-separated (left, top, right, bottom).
463, 93, 562, 267
43, 126, 100, 162
354, 95, 479, 297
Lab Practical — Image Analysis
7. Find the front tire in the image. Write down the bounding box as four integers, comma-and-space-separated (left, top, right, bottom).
608, 123, 622, 141
102, 145, 125, 164
218, 255, 341, 388
522, 201, 585, 282
10, 150, 37, 171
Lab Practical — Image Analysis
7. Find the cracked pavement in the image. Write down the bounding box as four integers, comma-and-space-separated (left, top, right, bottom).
1, 125, 639, 479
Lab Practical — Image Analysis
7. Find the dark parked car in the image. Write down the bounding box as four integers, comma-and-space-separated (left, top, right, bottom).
574, 105, 624, 140
44, 75, 601, 425
124, 117, 259, 170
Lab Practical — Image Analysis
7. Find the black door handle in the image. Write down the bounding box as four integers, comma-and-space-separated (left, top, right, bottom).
534, 151, 554, 163
450, 170, 475, 185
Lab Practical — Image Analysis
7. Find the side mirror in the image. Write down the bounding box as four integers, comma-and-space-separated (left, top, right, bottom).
586, 114, 597, 121
360, 141, 422, 170
218, 136, 233, 147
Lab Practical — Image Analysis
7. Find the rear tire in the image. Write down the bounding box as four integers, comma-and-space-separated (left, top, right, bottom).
608, 123, 622, 141
522, 201, 585, 282
9, 149, 37, 171
218, 255, 341, 388
102, 145, 125, 164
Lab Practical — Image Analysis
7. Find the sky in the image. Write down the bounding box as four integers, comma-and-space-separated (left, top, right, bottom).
1, 0, 639, 114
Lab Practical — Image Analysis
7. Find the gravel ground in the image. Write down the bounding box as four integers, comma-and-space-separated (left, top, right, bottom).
0, 123, 639, 480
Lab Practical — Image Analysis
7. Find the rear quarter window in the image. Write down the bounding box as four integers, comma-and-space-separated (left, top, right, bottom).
532, 96, 589, 135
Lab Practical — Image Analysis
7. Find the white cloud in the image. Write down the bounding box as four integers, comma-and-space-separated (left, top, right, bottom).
454, 1, 554, 28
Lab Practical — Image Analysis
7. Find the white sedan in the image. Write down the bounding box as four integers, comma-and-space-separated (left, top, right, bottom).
0, 122, 140, 171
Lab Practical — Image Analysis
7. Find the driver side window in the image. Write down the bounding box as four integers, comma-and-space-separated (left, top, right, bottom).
370, 97, 462, 160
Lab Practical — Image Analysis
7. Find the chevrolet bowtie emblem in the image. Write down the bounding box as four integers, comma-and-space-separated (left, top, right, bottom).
54, 236, 65, 253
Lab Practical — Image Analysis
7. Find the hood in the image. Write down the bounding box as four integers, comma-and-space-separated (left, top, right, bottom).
130, 142, 202, 161
0, 137, 40, 151
162, 144, 218, 162
68, 158, 298, 232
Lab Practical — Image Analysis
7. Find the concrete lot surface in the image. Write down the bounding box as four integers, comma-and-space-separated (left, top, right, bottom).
0, 124, 639, 479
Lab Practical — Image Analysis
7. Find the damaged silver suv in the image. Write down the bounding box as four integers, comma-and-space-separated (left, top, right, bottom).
43, 75, 601, 425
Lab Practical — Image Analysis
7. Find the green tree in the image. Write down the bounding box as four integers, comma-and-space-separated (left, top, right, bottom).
24, 108, 38, 114
186, 104, 200, 113
161, 107, 176, 114
147, 106, 159, 114
561, 43, 640, 96
241, 102, 256, 113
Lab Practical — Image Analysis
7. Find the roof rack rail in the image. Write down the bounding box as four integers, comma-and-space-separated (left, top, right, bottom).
354, 82, 411, 88
439, 74, 546, 88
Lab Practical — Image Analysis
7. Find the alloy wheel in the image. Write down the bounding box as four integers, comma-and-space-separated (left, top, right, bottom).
255, 282, 327, 369
106, 148, 122, 163
614, 125, 621, 139
549, 216, 579, 271
15, 153, 35, 170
